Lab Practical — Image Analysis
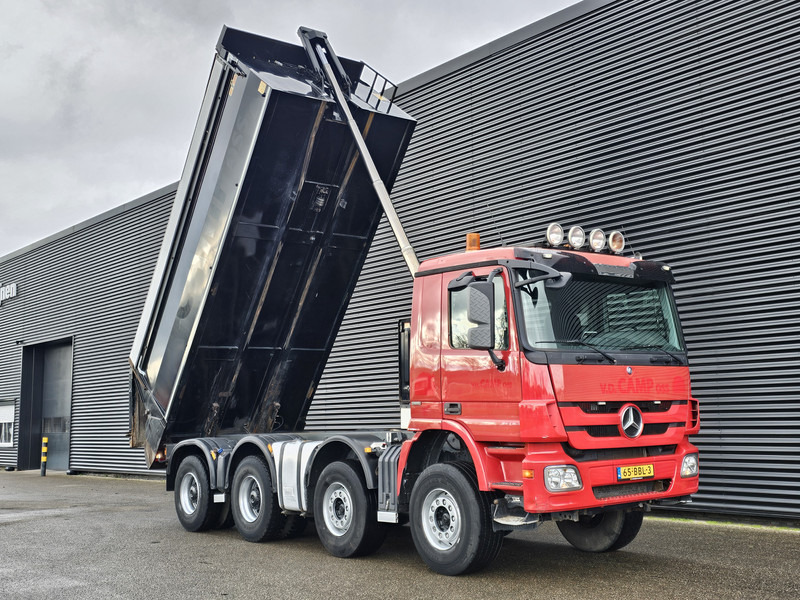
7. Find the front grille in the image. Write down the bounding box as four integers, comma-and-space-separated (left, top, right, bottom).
563, 444, 676, 462
575, 422, 682, 438
584, 425, 618, 438
593, 479, 670, 500
563, 400, 680, 414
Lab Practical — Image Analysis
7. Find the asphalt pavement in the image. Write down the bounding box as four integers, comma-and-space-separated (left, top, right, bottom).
0, 470, 797, 599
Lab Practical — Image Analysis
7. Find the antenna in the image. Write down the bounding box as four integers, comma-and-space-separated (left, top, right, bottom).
485, 200, 507, 247
619, 225, 638, 257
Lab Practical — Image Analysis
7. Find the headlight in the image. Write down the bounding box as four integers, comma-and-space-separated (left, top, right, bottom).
546, 222, 564, 246
589, 228, 606, 251
681, 453, 699, 478
544, 465, 583, 492
608, 230, 625, 253
568, 226, 585, 249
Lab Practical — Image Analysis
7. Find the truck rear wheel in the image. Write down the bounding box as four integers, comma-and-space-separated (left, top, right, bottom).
174, 455, 218, 532
556, 509, 643, 552
313, 460, 386, 557
231, 455, 285, 542
409, 462, 503, 575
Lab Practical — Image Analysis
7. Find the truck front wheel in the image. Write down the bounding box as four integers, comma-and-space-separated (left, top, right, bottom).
409, 462, 503, 575
231, 455, 285, 542
313, 460, 386, 557
556, 509, 643, 552
174, 455, 218, 532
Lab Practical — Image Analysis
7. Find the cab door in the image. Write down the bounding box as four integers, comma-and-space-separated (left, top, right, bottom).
440, 267, 521, 442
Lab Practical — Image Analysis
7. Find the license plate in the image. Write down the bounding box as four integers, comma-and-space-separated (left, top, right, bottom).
617, 464, 654, 480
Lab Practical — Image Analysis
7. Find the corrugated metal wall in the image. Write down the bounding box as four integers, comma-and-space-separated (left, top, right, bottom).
1, 0, 796, 518
310, 0, 800, 518
0, 187, 174, 473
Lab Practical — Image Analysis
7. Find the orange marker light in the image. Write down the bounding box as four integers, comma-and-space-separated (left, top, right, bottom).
522, 469, 535, 479
466, 232, 481, 251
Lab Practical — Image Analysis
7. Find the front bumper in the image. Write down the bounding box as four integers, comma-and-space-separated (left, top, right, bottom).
519, 439, 699, 514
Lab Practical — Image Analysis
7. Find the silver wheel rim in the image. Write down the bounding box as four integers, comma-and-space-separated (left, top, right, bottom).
322, 482, 352, 537
179, 472, 200, 516
421, 487, 461, 550
238, 474, 262, 523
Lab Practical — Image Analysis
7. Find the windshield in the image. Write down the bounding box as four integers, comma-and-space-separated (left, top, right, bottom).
515, 269, 685, 356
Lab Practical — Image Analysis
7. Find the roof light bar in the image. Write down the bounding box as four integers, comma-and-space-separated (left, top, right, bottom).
545, 223, 627, 254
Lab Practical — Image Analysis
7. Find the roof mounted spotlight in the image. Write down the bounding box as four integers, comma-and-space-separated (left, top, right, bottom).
589, 228, 606, 252
568, 226, 585, 250
608, 230, 625, 254
546, 223, 564, 246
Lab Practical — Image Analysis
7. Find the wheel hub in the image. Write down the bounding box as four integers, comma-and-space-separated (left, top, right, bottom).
238, 474, 262, 523
434, 506, 451, 530
422, 488, 461, 550
179, 472, 200, 515
323, 483, 352, 536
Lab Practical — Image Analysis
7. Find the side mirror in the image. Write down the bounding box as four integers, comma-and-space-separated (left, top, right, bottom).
466, 281, 494, 350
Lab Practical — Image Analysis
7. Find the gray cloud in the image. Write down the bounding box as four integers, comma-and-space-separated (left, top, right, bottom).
0, 0, 579, 257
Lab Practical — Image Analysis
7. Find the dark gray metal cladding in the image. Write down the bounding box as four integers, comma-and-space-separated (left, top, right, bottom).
130, 27, 415, 463
307, 0, 799, 519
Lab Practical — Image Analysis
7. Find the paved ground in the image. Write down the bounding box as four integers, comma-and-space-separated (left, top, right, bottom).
0, 470, 798, 599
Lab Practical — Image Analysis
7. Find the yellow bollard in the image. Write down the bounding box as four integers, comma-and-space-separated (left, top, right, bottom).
40, 436, 48, 477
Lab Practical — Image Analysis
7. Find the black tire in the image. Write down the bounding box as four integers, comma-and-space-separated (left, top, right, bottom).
609, 510, 644, 551
313, 460, 387, 558
231, 456, 285, 542
409, 462, 503, 576
281, 514, 308, 539
213, 498, 235, 530
556, 509, 643, 552
174, 455, 219, 532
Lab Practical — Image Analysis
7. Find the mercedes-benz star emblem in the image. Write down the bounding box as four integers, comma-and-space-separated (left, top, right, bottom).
619, 404, 644, 438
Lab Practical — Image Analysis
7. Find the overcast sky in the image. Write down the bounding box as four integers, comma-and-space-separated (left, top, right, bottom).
0, 0, 579, 258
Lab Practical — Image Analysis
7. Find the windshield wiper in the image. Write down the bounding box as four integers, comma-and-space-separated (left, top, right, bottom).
534, 339, 616, 364
621, 345, 684, 365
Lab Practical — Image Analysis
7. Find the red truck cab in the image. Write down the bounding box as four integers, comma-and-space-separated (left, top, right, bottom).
402, 227, 699, 540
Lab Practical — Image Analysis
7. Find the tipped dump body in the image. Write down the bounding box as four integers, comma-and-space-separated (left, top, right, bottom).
130, 26, 415, 464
